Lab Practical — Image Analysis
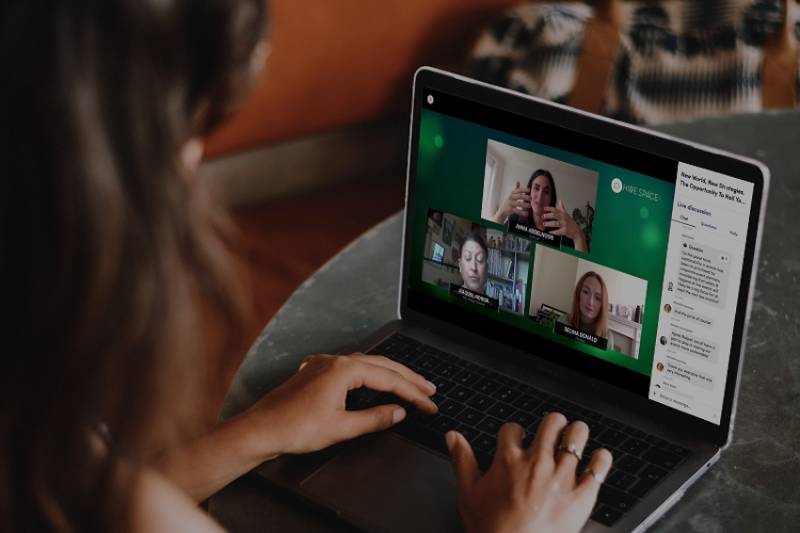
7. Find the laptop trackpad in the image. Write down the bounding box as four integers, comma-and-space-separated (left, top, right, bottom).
300, 433, 462, 533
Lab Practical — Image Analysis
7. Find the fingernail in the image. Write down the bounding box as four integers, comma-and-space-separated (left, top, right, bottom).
426, 380, 437, 393
445, 431, 457, 452
392, 408, 406, 424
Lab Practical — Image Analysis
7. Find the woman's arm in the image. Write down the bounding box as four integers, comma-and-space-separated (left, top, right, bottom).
133, 468, 224, 533
155, 353, 438, 502
153, 413, 281, 502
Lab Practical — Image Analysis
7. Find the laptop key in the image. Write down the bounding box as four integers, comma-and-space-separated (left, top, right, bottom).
616, 454, 647, 476
430, 415, 458, 434
477, 416, 503, 435
496, 386, 520, 404
511, 411, 535, 427
581, 409, 603, 423
487, 402, 517, 420
474, 378, 502, 395
598, 485, 638, 513
513, 394, 541, 411
453, 369, 480, 387
473, 433, 495, 453
456, 407, 485, 427
438, 399, 465, 418
417, 355, 440, 373
596, 428, 627, 448
639, 464, 669, 484
641, 448, 681, 470
620, 437, 650, 457
606, 470, 637, 491
666, 443, 690, 457
450, 386, 476, 403
429, 376, 456, 396
591, 505, 623, 527
455, 425, 480, 442
467, 393, 496, 410
533, 402, 558, 419
433, 362, 460, 378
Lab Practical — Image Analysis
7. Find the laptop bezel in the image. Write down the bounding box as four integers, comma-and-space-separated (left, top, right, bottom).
399, 67, 767, 447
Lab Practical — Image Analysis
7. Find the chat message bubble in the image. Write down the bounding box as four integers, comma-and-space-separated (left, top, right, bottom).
668, 330, 718, 363
675, 241, 730, 308
672, 307, 714, 328
665, 361, 715, 391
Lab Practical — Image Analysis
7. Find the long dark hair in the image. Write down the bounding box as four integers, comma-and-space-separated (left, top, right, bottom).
0, 1, 266, 531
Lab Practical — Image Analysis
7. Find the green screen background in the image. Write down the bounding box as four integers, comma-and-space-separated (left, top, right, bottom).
409, 110, 676, 376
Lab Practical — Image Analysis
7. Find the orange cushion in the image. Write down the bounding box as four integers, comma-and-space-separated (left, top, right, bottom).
204, 0, 520, 158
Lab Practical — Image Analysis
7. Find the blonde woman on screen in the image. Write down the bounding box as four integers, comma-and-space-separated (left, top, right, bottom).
569, 271, 613, 346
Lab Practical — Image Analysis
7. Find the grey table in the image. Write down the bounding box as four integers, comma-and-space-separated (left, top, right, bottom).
211, 112, 800, 532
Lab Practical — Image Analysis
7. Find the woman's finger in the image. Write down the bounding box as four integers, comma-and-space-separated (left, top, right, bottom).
348, 353, 436, 395
527, 412, 568, 466
496, 422, 525, 453
340, 403, 408, 439
347, 360, 438, 414
446, 431, 481, 494
554, 421, 590, 482
574, 447, 613, 501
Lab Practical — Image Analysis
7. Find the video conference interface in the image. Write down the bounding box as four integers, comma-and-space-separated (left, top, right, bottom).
410, 91, 755, 425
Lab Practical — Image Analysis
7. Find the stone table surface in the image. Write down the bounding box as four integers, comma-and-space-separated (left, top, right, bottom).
211, 111, 800, 532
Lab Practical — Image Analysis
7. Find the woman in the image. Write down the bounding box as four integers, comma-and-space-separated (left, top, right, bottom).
492, 170, 589, 253
458, 232, 489, 295
0, 2, 611, 532
568, 272, 615, 347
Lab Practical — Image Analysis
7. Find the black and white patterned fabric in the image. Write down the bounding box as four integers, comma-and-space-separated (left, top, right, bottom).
467, 1, 800, 124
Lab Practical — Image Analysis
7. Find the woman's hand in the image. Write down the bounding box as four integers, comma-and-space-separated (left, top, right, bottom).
493, 184, 531, 223
154, 353, 437, 502
243, 353, 438, 457
543, 200, 588, 252
447, 413, 612, 533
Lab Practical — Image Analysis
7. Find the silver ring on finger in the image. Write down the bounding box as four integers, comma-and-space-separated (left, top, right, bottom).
557, 442, 583, 462
582, 466, 605, 483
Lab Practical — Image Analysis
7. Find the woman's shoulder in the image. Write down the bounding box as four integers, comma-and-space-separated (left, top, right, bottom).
132, 469, 224, 533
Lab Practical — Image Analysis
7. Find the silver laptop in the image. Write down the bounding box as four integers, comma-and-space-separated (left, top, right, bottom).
254, 67, 769, 532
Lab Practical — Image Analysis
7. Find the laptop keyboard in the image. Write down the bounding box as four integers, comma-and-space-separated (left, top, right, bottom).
345, 333, 689, 527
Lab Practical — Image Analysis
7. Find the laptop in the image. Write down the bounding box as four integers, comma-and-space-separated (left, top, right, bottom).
253, 67, 769, 532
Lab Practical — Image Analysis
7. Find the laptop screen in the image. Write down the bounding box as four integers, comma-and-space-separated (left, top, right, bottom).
405, 87, 759, 426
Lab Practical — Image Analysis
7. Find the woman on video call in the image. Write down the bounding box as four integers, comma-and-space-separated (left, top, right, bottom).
568, 272, 615, 347
457, 232, 490, 295
492, 169, 589, 253
2, 1, 612, 532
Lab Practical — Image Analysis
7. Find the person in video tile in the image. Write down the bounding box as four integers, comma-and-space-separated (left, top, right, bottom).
569, 271, 613, 345
493, 169, 588, 252
458, 232, 489, 295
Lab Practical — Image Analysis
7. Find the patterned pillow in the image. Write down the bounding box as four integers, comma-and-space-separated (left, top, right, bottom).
467, 1, 800, 124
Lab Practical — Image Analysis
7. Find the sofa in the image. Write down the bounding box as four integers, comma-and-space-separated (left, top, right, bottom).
200, 0, 522, 204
